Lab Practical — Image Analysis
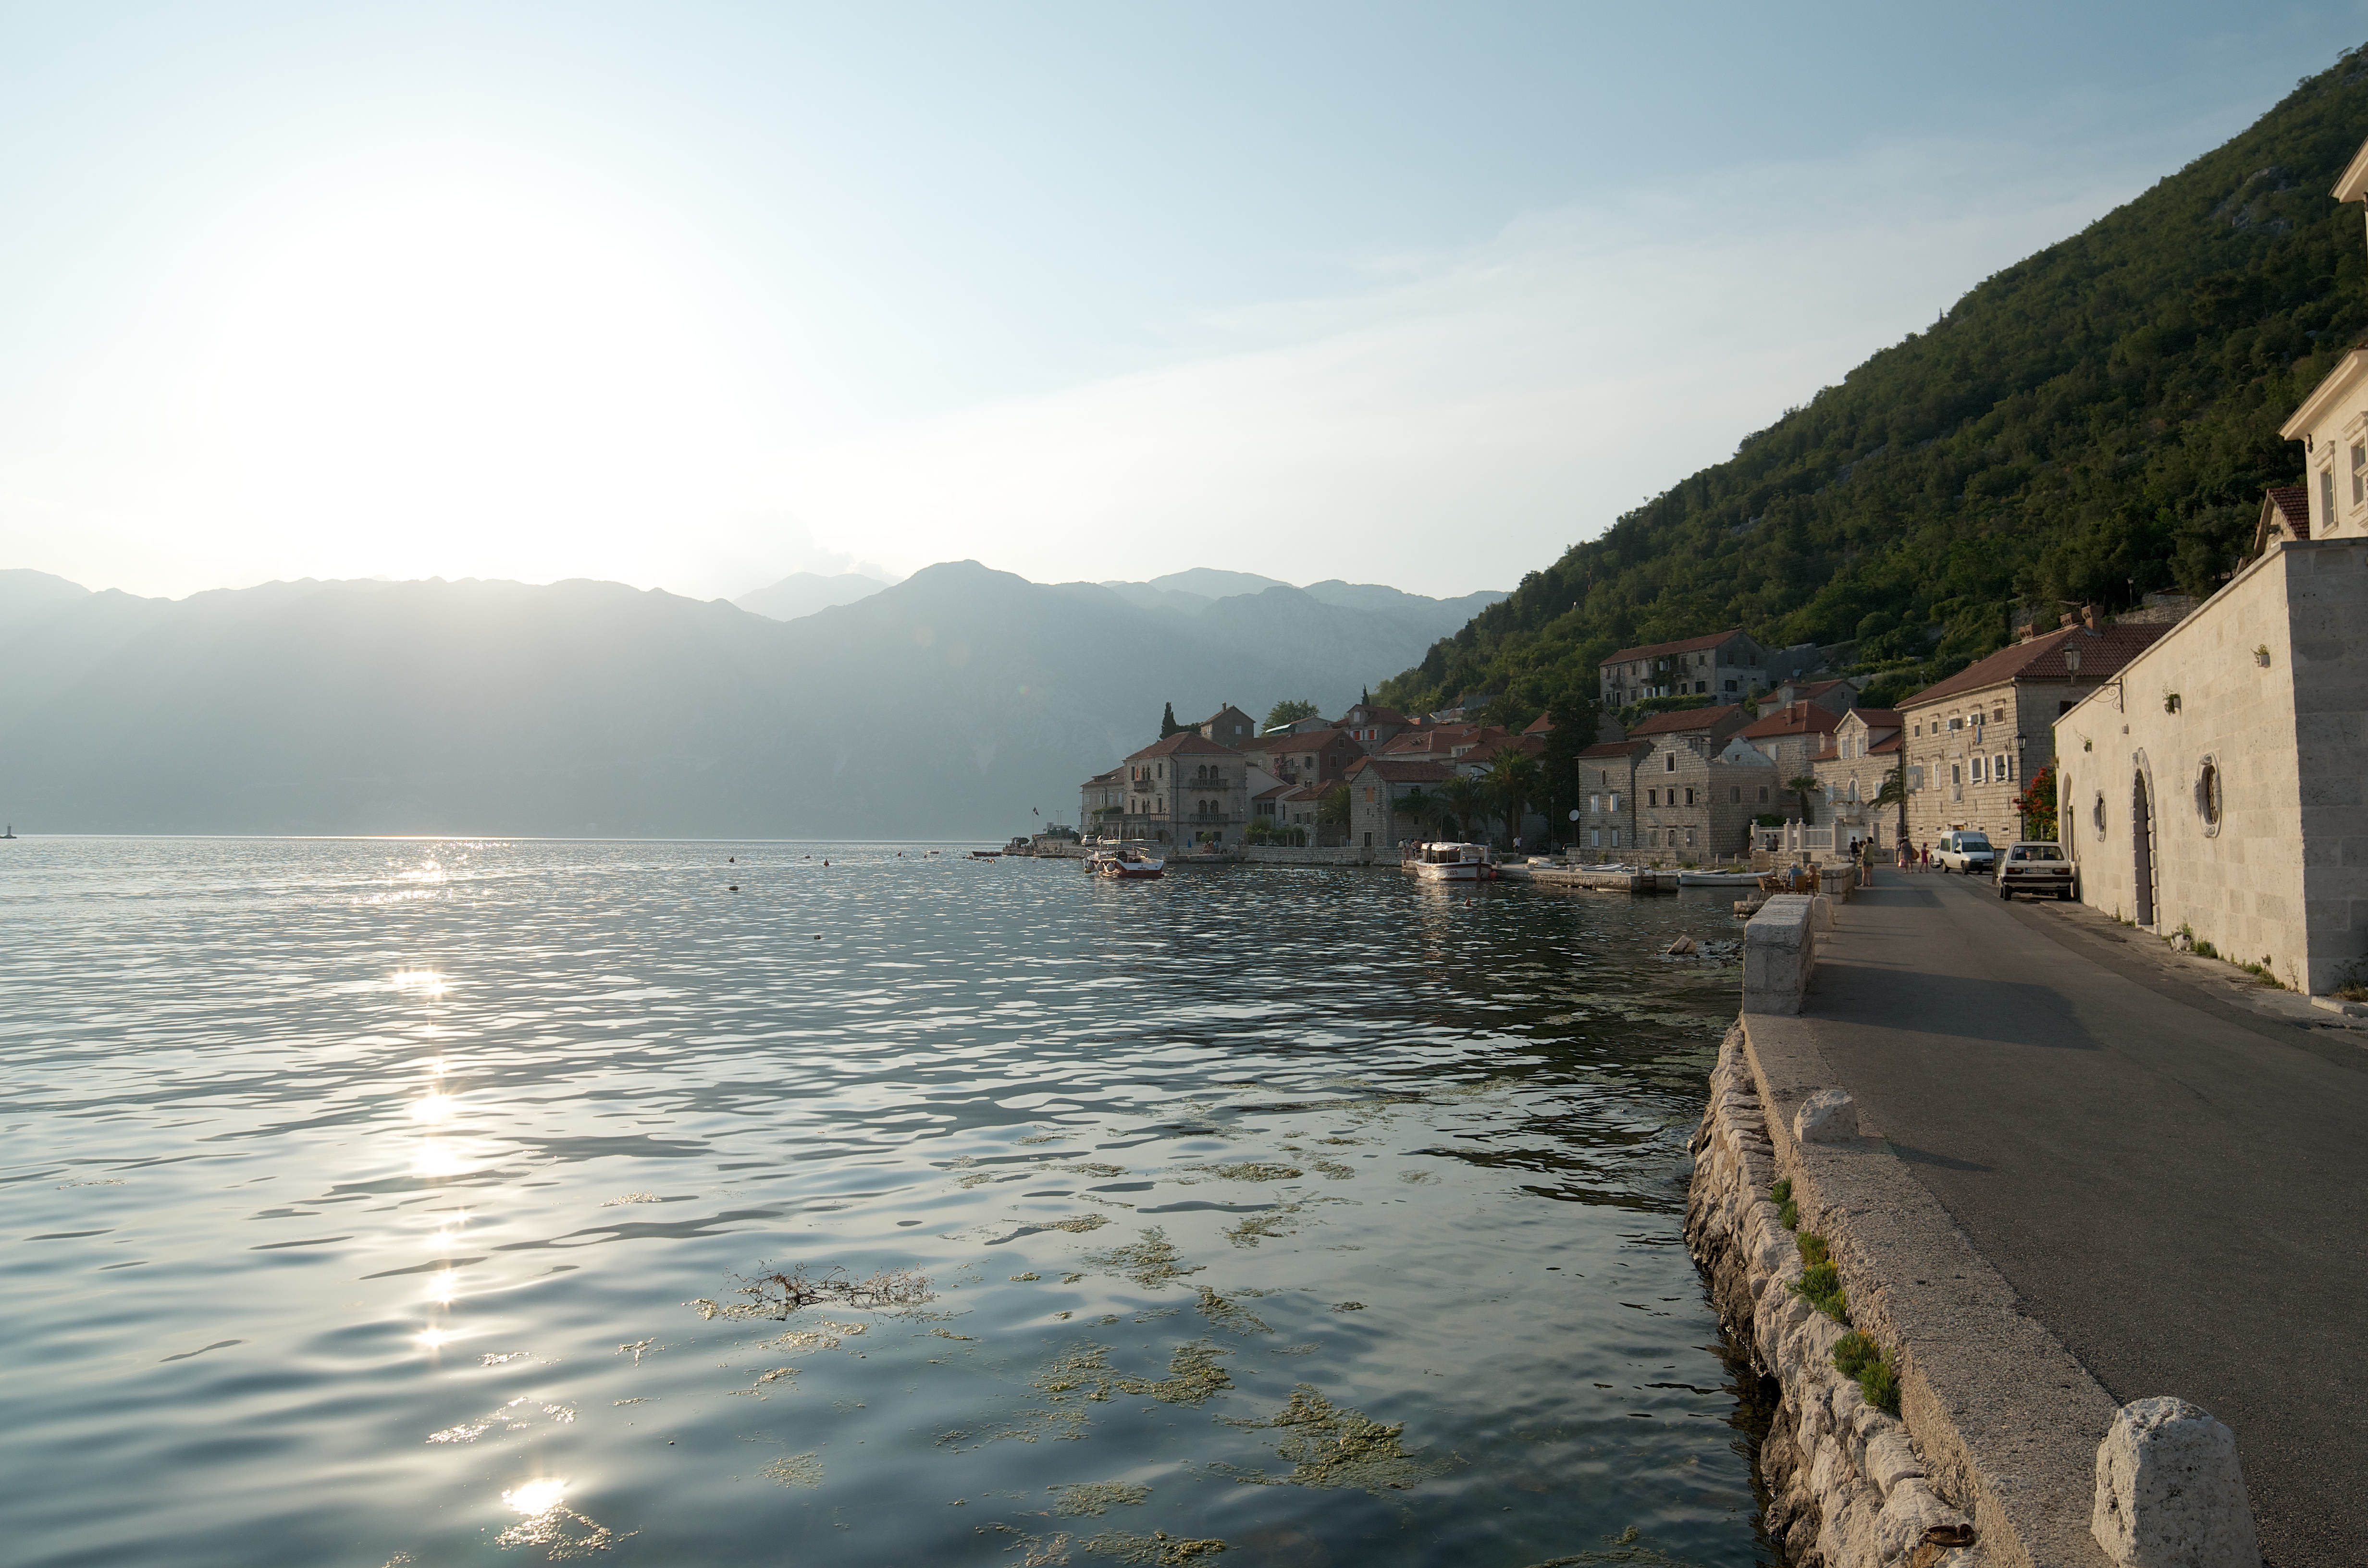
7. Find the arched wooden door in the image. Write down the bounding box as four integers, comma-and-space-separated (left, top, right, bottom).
2132, 771, 2157, 928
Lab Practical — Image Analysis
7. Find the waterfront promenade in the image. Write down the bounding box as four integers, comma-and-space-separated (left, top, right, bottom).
1804, 873, 2368, 1567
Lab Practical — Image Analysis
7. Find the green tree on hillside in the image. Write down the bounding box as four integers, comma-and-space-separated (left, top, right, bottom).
1265, 698, 1320, 730
1373, 48, 2368, 724
1483, 749, 1542, 845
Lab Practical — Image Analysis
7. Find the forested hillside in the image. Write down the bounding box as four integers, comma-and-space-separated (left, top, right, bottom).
1381, 45, 2368, 721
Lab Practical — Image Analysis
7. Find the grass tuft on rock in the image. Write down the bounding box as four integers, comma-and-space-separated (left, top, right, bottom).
1770, 1177, 1798, 1232
1791, 1232, 1848, 1323
1833, 1331, 1902, 1417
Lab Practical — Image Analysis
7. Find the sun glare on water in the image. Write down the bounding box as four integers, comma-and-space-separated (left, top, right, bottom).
505, 1479, 567, 1517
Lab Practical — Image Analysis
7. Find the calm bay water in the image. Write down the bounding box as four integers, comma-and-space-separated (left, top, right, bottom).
2, 838, 1769, 1568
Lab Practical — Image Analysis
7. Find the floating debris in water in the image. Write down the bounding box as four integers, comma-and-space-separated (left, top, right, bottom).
1081, 1529, 1227, 1565
758, 1328, 840, 1352
931, 1327, 975, 1341
1005, 1531, 1074, 1566
598, 1192, 662, 1207
1048, 1481, 1150, 1516
1017, 1131, 1067, 1146
481, 1351, 532, 1366
729, 1366, 797, 1398
1310, 1160, 1356, 1181
1331, 1302, 1366, 1312
1061, 1273, 1087, 1285
1061, 1163, 1126, 1179
493, 1498, 634, 1556
1083, 1227, 1202, 1288
1193, 1287, 1270, 1336
425, 1396, 567, 1445
617, 1338, 660, 1363
1011, 1273, 1041, 1282
957, 1173, 997, 1188
1398, 1171, 1438, 1186
1217, 1384, 1447, 1494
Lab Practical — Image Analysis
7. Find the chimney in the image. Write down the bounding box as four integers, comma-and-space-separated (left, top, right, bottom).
2081, 604, 2099, 632
2059, 611, 2078, 629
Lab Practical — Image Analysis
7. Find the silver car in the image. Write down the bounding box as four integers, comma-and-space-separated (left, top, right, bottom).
1995, 840, 2076, 900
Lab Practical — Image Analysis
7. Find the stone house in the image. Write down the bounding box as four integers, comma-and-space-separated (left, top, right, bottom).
1628, 703, 1749, 755
1767, 677, 1861, 716
1247, 727, 1365, 790
1577, 739, 1649, 855
1117, 733, 1252, 846
1193, 705, 1260, 747
1738, 700, 1844, 783
1079, 767, 1126, 837
1338, 701, 1409, 751
1598, 632, 1823, 710
2055, 535, 2368, 992
1899, 619, 2166, 852
1809, 709, 1903, 853
1344, 757, 1455, 851
1631, 732, 1779, 865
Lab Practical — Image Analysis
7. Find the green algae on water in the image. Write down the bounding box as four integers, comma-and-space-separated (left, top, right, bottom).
1115, 1341, 1231, 1405
1193, 1286, 1270, 1335
1193, 1163, 1302, 1182
1083, 1529, 1227, 1565
763, 1452, 823, 1488
1084, 1227, 1202, 1288
1222, 1207, 1301, 1248
1048, 1480, 1150, 1516
1217, 1384, 1448, 1494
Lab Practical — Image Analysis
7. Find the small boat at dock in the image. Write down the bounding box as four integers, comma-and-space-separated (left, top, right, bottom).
1086, 846, 1165, 879
1406, 842, 1494, 882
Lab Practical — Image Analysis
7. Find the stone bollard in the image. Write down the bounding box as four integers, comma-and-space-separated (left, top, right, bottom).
1743, 893, 1817, 1014
1792, 1088, 1857, 1144
2091, 1397, 2260, 1568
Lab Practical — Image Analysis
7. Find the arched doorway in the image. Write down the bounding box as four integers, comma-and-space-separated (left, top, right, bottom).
2132, 771, 2157, 928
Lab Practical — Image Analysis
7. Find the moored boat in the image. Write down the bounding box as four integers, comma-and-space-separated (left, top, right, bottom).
1407, 841, 1493, 882
1086, 846, 1165, 879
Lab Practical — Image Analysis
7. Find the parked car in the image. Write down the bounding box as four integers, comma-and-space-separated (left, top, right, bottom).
1995, 840, 2076, 900
1934, 830, 1998, 875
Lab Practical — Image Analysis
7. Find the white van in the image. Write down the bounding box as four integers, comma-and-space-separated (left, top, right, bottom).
1934, 830, 1998, 875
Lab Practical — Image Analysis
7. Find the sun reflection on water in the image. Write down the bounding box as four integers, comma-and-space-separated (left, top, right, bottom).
505, 1478, 566, 1516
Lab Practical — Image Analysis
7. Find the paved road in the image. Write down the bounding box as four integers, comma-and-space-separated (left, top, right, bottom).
1806, 872, 2368, 1568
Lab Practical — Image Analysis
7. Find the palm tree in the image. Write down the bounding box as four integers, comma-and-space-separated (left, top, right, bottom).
1317, 784, 1352, 845
1873, 759, 1909, 845
1440, 775, 1489, 840
1483, 749, 1542, 846
1787, 774, 1821, 825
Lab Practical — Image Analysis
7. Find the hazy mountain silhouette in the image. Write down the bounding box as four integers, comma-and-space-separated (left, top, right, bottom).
733, 570, 891, 621
0, 562, 1502, 837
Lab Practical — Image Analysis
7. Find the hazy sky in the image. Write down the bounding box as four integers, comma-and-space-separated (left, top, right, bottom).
4, 3, 2365, 602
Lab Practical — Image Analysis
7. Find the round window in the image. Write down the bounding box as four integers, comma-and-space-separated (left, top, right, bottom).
2195, 757, 2222, 836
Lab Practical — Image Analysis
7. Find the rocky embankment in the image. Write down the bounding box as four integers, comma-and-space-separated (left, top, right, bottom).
1687, 1023, 1979, 1568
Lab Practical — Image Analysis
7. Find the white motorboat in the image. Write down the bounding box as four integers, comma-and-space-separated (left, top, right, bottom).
1407, 841, 1492, 882
1087, 846, 1165, 879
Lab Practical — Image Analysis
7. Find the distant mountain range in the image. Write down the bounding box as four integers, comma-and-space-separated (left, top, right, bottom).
0, 564, 1502, 837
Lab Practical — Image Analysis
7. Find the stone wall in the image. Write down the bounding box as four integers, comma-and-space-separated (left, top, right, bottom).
2056, 538, 2368, 992
1687, 1025, 1979, 1567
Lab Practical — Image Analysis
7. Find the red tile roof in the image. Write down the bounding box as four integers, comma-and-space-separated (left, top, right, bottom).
2256, 484, 2309, 551
1344, 704, 1408, 725
1739, 701, 1842, 739
1125, 732, 1242, 762
1628, 703, 1745, 737
1903, 623, 2169, 708
1380, 723, 1486, 755
1845, 708, 1903, 731
1603, 628, 1748, 665
1579, 740, 1650, 759
1521, 712, 1554, 735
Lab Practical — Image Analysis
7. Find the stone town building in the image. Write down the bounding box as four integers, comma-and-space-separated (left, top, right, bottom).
1628, 703, 1750, 754
1079, 767, 1126, 836
1343, 757, 1454, 851
1631, 730, 1780, 866
1247, 727, 1364, 790
1193, 705, 1260, 747
1254, 780, 1335, 843
1116, 733, 1251, 846
2056, 536, 2368, 992
2052, 131, 2368, 991
1738, 700, 1844, 781
1810, 709, 1904, 854
1338, 701, 1409, 751
1767, 677, 1861, 717
1899, 619, 2166, 852
1598, 631, 1822, 710
1577, 740, 1650, 856
1378, 722, 1510, 761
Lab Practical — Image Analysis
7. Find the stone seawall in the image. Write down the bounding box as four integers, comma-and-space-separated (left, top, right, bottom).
1688, 1022, 1981, 1568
